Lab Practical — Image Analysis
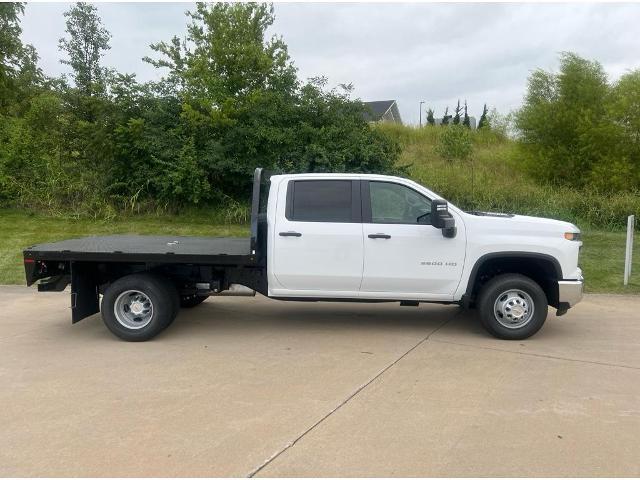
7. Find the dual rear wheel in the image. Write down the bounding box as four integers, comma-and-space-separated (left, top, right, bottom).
101, 273, 207, 341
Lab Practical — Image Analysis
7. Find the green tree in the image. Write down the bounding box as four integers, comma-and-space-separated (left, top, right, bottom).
426, 108, 435, 126
452, 99, 462, 125
462, 100, 470, 128
441, 106, 450, 126
595, 69, 640, 190
0, 2, 25, 107
145, 3, 297, 104
436, 124, 472, 160
516, 52, 611, 189
0, 2, 25, 108
144, 2, 399, 201
0, 3, 45, 202
143, 2, 299, 197
478, 103, 489, 129
0, 3, 41, 114
59, 2, 111, 97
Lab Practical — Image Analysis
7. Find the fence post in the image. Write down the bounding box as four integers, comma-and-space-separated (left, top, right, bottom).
624, 215, 635, 286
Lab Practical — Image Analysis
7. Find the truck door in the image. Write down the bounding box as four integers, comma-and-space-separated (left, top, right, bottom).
360, 180, 466, 298
272, 179, 363, 294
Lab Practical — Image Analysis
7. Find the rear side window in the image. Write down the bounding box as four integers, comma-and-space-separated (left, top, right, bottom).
288, 180, 354, 222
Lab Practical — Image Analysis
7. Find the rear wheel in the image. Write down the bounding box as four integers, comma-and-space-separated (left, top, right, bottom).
477, 273, 548, 340
180, 294, 208, 308
101, 273, 179, 341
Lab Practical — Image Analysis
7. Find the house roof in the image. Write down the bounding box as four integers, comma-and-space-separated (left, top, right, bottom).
362, 100, 397, 122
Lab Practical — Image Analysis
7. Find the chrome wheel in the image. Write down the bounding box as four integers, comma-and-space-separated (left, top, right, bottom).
114, 290, 154, 329
493, 289, 534, 329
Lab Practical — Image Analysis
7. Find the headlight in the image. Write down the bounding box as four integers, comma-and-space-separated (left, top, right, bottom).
564, 232, 581, 241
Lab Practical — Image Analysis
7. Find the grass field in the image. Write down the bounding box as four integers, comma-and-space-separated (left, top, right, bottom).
1, 208, 638, 294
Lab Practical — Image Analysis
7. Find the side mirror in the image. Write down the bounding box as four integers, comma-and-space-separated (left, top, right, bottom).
430, 200, 457, 238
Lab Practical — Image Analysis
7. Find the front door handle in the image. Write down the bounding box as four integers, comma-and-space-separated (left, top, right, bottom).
279, 231, 302, 237
368, 233, 391, 239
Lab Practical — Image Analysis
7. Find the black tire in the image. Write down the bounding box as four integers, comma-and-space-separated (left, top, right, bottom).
101, 273, 179, 341
179, 294, 208, 308
477, 273, 548, 340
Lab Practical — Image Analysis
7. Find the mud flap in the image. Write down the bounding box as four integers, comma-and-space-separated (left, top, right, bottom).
71, 263, 99, 324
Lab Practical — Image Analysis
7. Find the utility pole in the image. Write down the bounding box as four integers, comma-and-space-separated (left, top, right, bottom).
419, 100, 425, 128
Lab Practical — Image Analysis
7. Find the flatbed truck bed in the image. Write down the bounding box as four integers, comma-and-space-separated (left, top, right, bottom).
23, 235, 255, 265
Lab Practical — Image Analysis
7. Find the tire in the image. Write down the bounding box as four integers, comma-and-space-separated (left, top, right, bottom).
179, 294, 208, 308
477, 273, 548, 340
101, 273, 179, 341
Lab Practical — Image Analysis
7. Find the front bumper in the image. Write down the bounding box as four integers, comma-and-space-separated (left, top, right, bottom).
558, 276, 584, 308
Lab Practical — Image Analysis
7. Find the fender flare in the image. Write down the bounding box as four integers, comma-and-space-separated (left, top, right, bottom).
464, 251, 563, 298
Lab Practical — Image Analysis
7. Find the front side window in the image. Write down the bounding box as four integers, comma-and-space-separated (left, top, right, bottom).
289, 180, 353, 222
369, 181, 431, 224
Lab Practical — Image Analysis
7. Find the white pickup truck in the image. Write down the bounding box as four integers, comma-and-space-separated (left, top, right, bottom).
24, 168, 583, 341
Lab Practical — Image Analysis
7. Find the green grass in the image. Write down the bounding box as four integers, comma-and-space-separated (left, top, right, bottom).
1, 208, 638, 294
580, 229, 640, 294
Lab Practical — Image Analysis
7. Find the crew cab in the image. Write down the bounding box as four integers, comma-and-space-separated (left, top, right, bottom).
23, 168, 584, 341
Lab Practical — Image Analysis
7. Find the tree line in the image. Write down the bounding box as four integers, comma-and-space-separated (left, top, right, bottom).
0, 2, 400, 215
1, 2, 638, 217
424, 101, 489, 128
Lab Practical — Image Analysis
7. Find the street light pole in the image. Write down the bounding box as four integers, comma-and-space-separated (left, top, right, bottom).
419, 100, 425, 128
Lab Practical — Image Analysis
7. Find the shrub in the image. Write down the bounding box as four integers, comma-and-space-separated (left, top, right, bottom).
436, 125, 473, 161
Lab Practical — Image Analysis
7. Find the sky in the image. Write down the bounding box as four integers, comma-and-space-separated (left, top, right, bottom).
19, 2, 640, 125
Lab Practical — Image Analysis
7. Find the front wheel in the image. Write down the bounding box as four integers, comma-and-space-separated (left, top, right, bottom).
101, 273, 179, 341
477, 274, 548, 340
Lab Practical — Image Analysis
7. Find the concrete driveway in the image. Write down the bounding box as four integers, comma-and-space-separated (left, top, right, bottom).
1, 286, 639, 477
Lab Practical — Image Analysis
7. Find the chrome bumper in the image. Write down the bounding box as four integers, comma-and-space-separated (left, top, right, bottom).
558, 278, 584, 308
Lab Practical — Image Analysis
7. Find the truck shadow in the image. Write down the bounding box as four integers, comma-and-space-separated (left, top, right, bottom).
165, 298, 478, 339
167, 298, 575, 343
63, 300, 478, 343
71, 298, 574, 344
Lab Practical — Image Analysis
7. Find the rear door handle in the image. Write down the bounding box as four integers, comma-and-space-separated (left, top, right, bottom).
368, 233, 391, 239
279, 231, 302, 237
